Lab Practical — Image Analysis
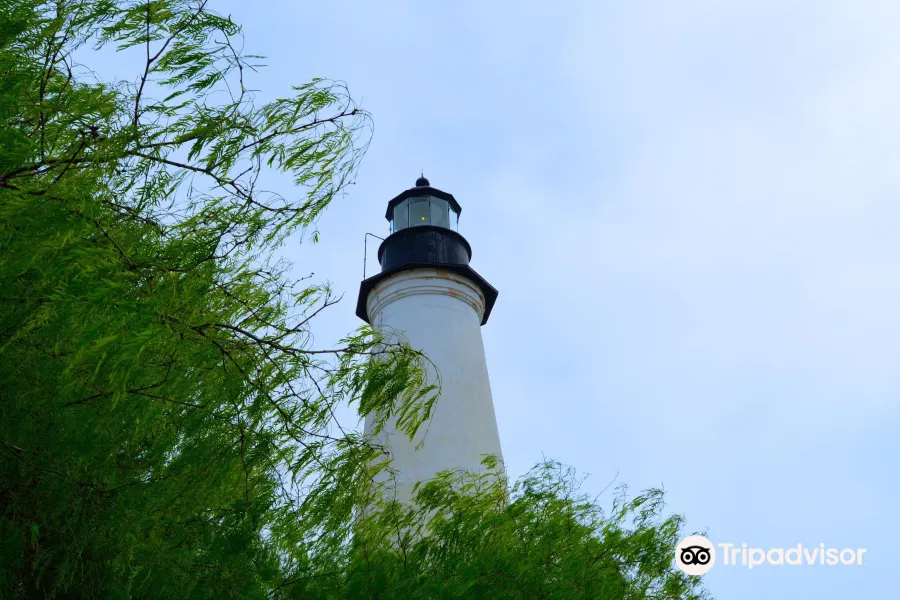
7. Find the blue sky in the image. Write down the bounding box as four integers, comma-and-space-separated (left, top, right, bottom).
192, 1, 895, 596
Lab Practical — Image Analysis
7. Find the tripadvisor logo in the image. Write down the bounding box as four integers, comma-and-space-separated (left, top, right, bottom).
675, 536, 716, 575
674, 536, 867, 575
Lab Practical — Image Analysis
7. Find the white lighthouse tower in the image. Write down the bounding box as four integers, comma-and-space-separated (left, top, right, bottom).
356, 176, 503, 504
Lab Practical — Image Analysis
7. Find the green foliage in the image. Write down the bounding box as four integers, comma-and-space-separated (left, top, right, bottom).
284, 461, 710, 600
0, 1, 709, 598
0, 1, 427, 597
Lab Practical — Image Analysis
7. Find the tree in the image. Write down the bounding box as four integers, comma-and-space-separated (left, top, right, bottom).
0, 1, 710, 598
1, 1, 432, 596
321, 460, 710, 600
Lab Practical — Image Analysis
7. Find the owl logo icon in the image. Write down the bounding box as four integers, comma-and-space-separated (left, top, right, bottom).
680, 545, 712, 565
675, 535, 716, 575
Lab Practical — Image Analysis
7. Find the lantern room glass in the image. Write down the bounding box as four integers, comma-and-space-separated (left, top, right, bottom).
429, 197, 451, 228
391, 199, 409, 233
409, 197, 429, 226
390, 195, 460, 233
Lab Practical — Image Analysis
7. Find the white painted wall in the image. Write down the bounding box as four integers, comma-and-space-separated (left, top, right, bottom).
363, 268, 503, 504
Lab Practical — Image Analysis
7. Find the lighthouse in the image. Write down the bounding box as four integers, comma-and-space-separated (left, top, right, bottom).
357, 177, 503, 504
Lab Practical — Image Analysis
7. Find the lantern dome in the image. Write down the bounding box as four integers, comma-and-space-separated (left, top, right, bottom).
385, 177, 462, 234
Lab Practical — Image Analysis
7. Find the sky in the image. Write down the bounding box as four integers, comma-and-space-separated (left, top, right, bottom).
132, 0, 900, 596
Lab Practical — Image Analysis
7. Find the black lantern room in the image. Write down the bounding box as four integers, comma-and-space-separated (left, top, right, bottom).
356, 177, 498, 325
387, 176, 461, 233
